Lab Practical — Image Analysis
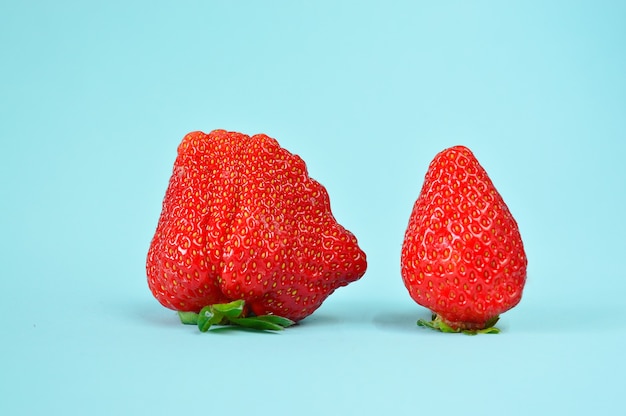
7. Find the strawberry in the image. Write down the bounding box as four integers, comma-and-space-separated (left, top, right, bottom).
146, 130, 367, 328
401, 145, 527, 333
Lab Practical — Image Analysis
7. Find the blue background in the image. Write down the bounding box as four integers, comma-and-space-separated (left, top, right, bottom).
2, 1, 625, 414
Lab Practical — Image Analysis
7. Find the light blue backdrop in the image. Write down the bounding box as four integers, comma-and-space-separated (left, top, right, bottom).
2, 1, 624, 415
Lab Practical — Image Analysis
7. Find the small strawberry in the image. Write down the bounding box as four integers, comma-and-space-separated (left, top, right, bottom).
146, 130, 367, 329
401, 146, 527, 334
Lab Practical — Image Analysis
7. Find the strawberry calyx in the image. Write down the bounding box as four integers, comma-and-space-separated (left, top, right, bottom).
177, 300, 295, 332
417, 314, 501, 335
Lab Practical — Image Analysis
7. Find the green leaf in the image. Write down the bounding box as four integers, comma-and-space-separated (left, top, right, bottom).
229, 316, 286, 331
417, 314, 501, 335
485, 315, 500, 328
417, 319, 437, 330
178, 311, 199, 325
181, 300, 296, 332
472, 326, 501, 335
436, 320, 460, 333
197, 306, 224, 332
254, 315, 296, 328
211, 300, 246, 319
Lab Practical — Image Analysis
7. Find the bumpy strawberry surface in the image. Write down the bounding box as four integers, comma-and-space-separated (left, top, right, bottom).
401, 146, 527, 331
147, 130, 367, 322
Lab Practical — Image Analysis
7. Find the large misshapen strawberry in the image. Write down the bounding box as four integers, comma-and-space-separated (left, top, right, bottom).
146, 130, 367, 327
401, 145, 527, 334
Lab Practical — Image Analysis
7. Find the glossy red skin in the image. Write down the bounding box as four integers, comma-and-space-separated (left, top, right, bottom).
401, 146, 527, 330
147, 130, 367, 321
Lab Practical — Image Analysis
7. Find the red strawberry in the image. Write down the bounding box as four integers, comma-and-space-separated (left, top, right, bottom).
401, 146, 527, 333
146, 130, 367, 326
